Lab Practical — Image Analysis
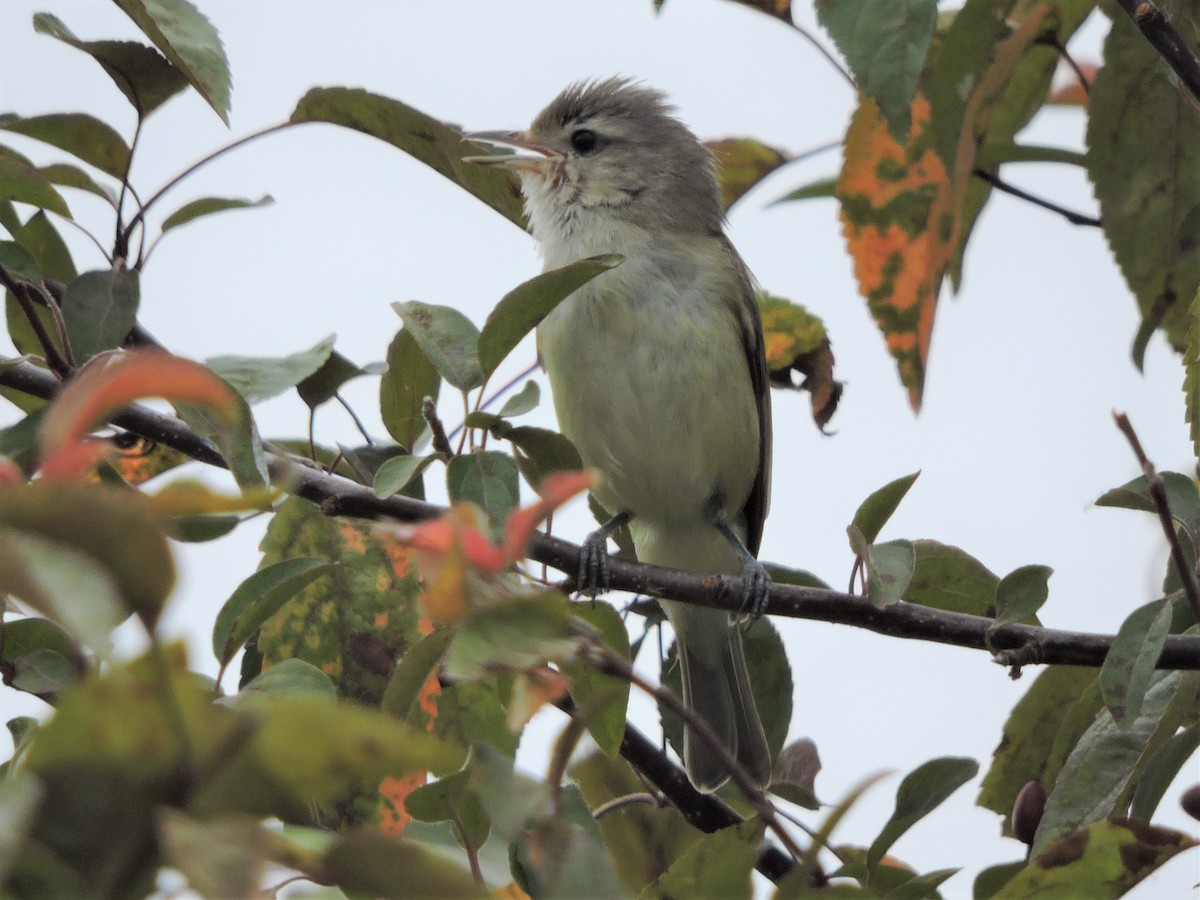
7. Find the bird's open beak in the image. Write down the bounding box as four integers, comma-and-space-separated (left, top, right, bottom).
462, 131, 559, 173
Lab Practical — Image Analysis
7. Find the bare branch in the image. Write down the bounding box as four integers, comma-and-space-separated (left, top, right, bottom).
1112, 0, 1200, 107
972, 168, 1102, 228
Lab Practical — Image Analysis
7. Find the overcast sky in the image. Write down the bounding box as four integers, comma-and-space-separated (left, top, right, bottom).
1, 1, 1196, 896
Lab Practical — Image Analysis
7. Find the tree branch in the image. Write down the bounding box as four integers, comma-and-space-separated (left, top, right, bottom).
972, 168, 1102, 228
1, 356, 1198, 670
1112, 0, 1200, 106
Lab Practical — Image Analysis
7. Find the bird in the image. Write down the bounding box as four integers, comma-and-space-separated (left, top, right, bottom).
467, 77, 773, 791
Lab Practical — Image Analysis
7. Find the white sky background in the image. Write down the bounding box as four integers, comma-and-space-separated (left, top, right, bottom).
1, 0, 1198, 896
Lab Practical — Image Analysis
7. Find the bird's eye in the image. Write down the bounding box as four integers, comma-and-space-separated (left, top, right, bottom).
570, 129, 598, 153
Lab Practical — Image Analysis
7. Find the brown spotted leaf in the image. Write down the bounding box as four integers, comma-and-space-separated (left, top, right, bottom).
758, 293, 841, 430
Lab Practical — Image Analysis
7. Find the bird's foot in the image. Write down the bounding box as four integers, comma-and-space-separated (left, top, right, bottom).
578, 529, 612, 598
738, 557, 772, 623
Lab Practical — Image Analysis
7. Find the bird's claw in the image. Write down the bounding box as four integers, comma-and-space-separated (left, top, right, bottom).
578, 530, 612, 598
737, 558, 771, 623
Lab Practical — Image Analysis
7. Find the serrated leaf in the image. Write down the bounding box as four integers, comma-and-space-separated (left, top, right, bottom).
707, 137, 790, 210
32, 13, 189, 118
478, 255, 622, 378
291, 87, 525, 227
816, 0, 937, 141
991, 564, 1052, 628
160, 194, 273, 232
644, 820, 761, 900
867, 756, 978, 871
0, 147, 71, 217
851, 471, 920, 544
207, 334, 334, 405
393, 300, 483, 392
61, 268, 140, 361
112, 0, 231, 123
212, 557, 336, 666
0, 113, 131, 180
1088, 5, 1200, 354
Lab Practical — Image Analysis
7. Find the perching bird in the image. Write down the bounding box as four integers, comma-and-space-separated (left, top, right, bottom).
468, 78, 773, 791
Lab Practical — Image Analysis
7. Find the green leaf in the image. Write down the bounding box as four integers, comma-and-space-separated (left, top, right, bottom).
995, 819, 1197, 899
157, 810, 266, 900
973, 860, 1026, 900
405, 770, 490, 850
7, 647, 79, 697
0, 241, 42, 285
1100, 598, 1175, 728
161, 194, 273, 232
319, 827, 486, 898
211, 557, 336, 666
505, 425, 583, 492
744, 617, 794, 758
477, 255, 624, 376
235, 657, 337, 701
907, 539, 998, 616
1087, 4, 1200, 353
169, 513, 239, 542
0, 775, 45, 882
496, 379, 540, 418
0, 147, 71, 217
763, 563, 832, 590
1130, 721, 1200, 821
1186, 288, 1200, 459
446, 451, 519, 533
867, 756, 979, 871
372, 453, 440, 499
1033, 670, 1197, 853
1096, 471, 1200, 540
380, 327, 439, 451
563, 601, 631, 758
0, 114, 131, 180
207, 334, 335, 405
644, 820, 761, 900
991, 564, 1052, 628
469, 743, 549, 841
32, 13, 189, 118
850, 471, 920, 544
770, 176, 838, 205
290, 87, 525, 228
444, 593, 577, 682
770, 738, 822, 809
0, 615, 83, 686
816, 0, 937, 140
111, 0, 232, 123
175, 378, 268, 490
296, 349, 374, 408
381, 627, 453, 720
393, 300, 483, 392
0, 482, 174, 632
61, 268, 140, 361
976, 666, 1098, 835
39, 163, 118, 205
849, 528, 915, 609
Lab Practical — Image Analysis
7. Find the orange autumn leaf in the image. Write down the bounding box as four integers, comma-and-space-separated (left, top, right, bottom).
838, 93, 951, 411
502, 469, 592, 561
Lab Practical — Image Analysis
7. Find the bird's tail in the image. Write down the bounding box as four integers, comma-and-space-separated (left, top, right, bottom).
661, 598, 772, 792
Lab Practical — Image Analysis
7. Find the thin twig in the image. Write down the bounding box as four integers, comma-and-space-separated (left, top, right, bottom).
0, 271, 71, 375
335, 392, 374, 446
1113, 412, 1200, 620
1045, 36, 1092, 97
972, 168, 1102, 227
592, 792, 663, 819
